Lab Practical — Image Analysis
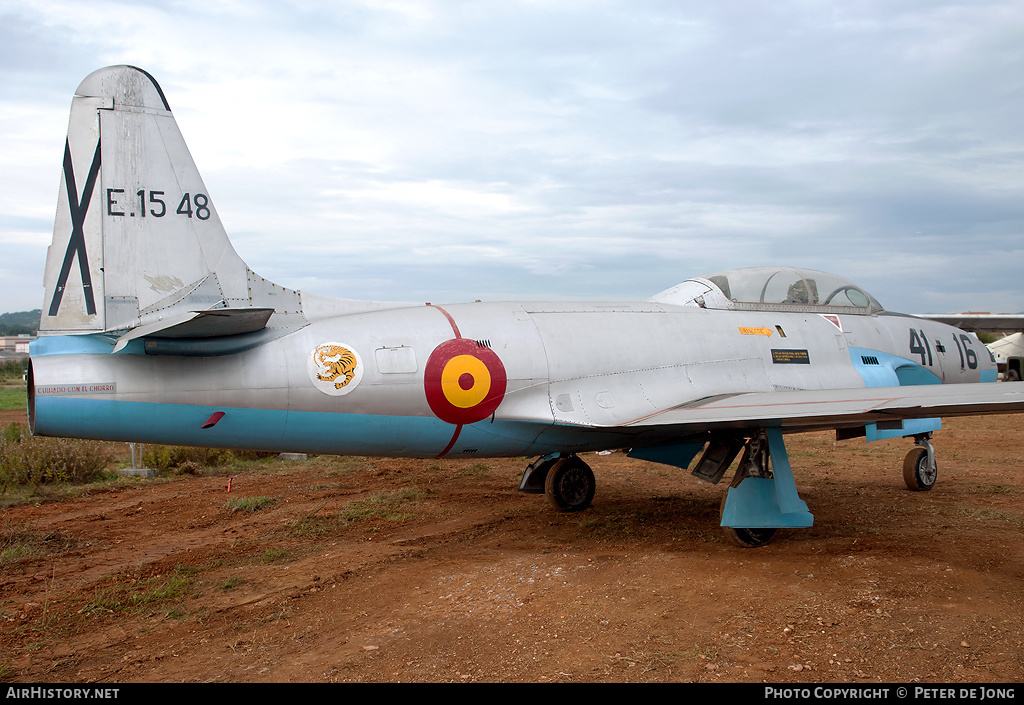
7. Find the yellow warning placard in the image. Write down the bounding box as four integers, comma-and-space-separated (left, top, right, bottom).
772, 349, 811, 365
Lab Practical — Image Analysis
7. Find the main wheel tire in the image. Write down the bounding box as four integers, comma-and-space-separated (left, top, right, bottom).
1007, 368, 1021, 382
722, 525, 778, 548
903, 446, 937, 491
718, 493, 777, 547
544, 456, 595, 512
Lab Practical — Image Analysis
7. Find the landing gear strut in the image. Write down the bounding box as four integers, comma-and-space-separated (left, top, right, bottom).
720, 433, 778, 548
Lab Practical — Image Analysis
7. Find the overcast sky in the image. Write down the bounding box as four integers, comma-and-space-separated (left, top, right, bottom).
2, 0, 1023, 318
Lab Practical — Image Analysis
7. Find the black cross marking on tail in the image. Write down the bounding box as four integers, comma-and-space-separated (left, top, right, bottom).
48, 138, 101, 317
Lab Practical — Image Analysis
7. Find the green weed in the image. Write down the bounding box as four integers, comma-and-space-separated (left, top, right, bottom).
287, 514, 340, 537
1, 430, 111, 489
143, 445, 276, 474
337, 487, 425, 524
225, 496, 276, 512
80, 567, 196, 615
0, 386, 26, 412
260, 548, 290, 563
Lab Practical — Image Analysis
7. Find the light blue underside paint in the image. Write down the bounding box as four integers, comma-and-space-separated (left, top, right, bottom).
850, 347, 941, 387
31, 335, 127, 356
31, 396, 592, 458
850, 347, 941, 440
31, 332, 277, 358
627, 442, 704, 469
866, 418, 941, 441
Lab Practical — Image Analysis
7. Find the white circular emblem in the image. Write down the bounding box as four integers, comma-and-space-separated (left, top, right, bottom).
308, 342, 363, 396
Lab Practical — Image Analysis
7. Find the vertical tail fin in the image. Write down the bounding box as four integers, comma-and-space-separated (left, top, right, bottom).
41, 65, 257, 336
41, 66, 419, 349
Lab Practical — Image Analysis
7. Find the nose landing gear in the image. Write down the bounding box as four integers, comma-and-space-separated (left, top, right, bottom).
903, 434, 937, 491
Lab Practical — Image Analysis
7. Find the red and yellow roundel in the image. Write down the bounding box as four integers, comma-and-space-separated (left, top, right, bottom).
424, 338, 507, 425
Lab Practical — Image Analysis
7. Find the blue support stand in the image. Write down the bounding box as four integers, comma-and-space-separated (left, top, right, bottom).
720, 428, 814, 529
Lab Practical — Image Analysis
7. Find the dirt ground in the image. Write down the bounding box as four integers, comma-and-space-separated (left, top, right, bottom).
2, 409, 1023, 683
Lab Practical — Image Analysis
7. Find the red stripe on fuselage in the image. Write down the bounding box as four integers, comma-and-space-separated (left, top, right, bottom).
426, 303, 462, 339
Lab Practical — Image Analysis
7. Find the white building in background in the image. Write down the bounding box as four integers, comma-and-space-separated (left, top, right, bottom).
1, 335, 34, 354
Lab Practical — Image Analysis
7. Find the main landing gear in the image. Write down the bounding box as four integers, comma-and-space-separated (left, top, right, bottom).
708, 429, 814, 547
517, 429, 942, 547
518, 453, 596, 512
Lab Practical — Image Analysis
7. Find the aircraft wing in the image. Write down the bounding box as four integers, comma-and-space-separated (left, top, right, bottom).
914, 313, 1024, 333
620, 381, 1024, 432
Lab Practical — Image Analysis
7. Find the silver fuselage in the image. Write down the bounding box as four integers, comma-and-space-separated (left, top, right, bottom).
30, 300, 993, 459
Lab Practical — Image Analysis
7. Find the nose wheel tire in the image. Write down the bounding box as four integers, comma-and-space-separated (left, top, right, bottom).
903, 446, 937, 491
545, 456, 595, 512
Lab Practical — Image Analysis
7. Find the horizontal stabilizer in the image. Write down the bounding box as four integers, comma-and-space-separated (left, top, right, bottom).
112, 307, 274, 353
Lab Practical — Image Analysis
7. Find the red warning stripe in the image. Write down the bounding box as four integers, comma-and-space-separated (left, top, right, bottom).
426, 303, 462, 339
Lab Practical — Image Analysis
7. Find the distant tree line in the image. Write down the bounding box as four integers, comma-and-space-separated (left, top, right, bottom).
0, 310, 40, 336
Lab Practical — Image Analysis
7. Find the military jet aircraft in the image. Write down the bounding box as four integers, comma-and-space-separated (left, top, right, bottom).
30, 66, 1024, 546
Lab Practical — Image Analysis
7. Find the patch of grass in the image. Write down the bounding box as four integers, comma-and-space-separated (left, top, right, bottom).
139, 573, 192, 604
956, 506, 1024, 527
287, 514, 340, 537
968, 484, 1017, 495
80, 566, 197, 615
0, 542, 32, 564
577, 514, 644, 539
2, 423, 22, 443
163, 606, 187, 620
220, 577, 244, 590
0, 386, 26, 412
225, 496, 276, 512
325, 456, 372, 475
337, 487, 425, 524
836, 522, 879, 535
0, 523, 75, 565
461, 462, 490, 477
260, 548, 290, 563
680, 642, 718, 660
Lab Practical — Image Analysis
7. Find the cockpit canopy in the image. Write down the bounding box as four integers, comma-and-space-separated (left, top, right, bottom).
648, 266, 884, 314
